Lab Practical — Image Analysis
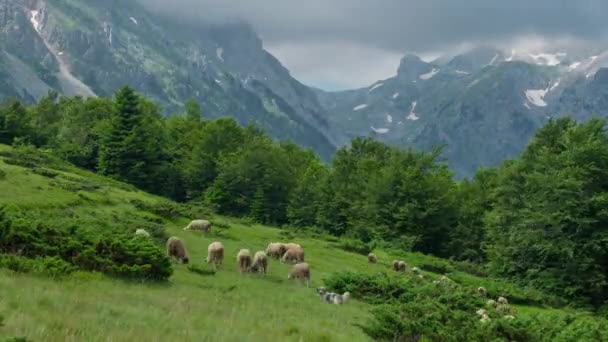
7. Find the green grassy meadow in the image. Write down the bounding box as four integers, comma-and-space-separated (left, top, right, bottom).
0, 144, 590, 341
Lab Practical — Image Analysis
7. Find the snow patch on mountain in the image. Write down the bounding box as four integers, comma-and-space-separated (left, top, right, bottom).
216, 47, 224, 62
386, 114, 393, 123
353, 104, 368, 111
568, 62, 581, 71
549, 81, 560, 92
406, 101, 420, 121
506, 50, 516, 62
528, 53, 566, 66
30, 10, 42, 33
369, 83, 384, 93
129, 17, 138, 25
525, 89, 548, 107
455, 70, 469, 75
371, 127, 389, 134
419, 68, 439, 80
488, 54, 499, 66
392, 92, 400, 99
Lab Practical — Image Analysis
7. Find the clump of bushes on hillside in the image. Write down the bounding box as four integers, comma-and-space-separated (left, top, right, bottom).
0, 206, 172, 281
325, 271, 608, 341
335, 238, 372, 255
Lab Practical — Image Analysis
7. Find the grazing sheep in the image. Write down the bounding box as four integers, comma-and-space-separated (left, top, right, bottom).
504, 315, 515, 320
207, 241, 224, 269
282, 246, 305, 264
497, 296, 509, 305
412, 267, 421, 275
183, 219, 212, 232
417, 274, 425, 280
487, 299, 497, 308
285, 243, 302, 251
317, 287, 328, 297
480, 314, 491, 323
368, 253, 378, 264
288, 262, 310, 287
236, 249, 252, 273
478, 287, 488, 297
496, 304, 514, 316
476, 308, 487, 317
250, 251, 268, 275
166, 237, 189, 264
135, 229, 150, 238
266, 242, 287, 259
398, 261, 407, 272
392, 260, 400, 271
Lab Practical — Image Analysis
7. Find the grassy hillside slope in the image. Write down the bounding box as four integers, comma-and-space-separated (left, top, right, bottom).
0, 144, 590, 341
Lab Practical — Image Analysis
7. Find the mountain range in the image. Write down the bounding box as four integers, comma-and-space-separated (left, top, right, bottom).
3, 0, 608, 176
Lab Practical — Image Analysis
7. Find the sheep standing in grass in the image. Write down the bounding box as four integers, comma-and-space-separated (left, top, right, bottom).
288, 262, 310, 287
282, 246, 305, 264
368, 253, 378, 264
285, 243, 302, 251
497, 296, 509, 305
398, 261, 407, 272
166, 237, 189, 264
487, 299, 497, 308
392, 260, 400, 271
250, 251, 268, 275
207, 241, 224, 269
184, 219, 212, 232
266, 243, 287, 259
135, 229, 150, 238
183, 219, 212, 233
478, 287, 488, 297
236, 249, 252, 273
412, 267, 421, 275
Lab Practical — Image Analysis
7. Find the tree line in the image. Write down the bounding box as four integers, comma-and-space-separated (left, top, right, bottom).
1, 87, 608, 305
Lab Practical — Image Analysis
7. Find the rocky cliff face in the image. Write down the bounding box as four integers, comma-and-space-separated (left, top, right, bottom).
318, 47, 608, 176
0, 0, 340, 158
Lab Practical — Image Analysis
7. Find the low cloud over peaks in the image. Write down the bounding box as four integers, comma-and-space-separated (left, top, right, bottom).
140, 0, 608, 89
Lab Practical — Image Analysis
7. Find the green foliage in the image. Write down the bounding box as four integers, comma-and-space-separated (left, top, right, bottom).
0, 168, 6, 180
486, 118, 608, 304
335, 238, 372, 255
0, 205, 172, 281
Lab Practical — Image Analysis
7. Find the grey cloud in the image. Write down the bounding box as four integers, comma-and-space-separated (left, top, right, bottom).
139, 0, 608, 89
140, 0, 608, 54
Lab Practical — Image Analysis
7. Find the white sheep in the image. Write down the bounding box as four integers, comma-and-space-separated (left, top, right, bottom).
288, 262, 310, 287
250, 251, 268, 275
207, 241, 224, 269
236, 249, 252, 273
135, 229, 150, 238
183, 219, 212, 232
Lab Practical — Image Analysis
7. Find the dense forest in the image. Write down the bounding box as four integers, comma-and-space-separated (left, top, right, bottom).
2, 87, 608, 307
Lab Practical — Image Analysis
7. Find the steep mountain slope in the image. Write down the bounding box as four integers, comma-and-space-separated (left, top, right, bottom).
318, 47, 608, 176
0, 0, 340, 158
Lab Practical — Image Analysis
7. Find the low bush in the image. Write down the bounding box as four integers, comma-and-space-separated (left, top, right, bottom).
31, 167, 58, 178
187, 264, 216, 276
326, 271, 600, 341
0, 206, 172, 281
335, 238, 371, 255
0, 168, 6, 180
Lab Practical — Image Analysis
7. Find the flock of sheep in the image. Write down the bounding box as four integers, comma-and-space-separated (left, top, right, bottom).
161, 220, 312, 286
140, 220, 517, 313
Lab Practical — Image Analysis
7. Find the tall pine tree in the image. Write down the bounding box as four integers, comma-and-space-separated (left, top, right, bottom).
98, 86, 142, 181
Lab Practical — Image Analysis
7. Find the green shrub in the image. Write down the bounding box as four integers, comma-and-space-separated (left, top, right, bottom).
418, 259, 454, 274
31, 167, 59, 178
0, 206, 172, 281
187, 263, 216, 276
72, 237, 172, 280
0, 168, 6, 180
335, 238, 371, 255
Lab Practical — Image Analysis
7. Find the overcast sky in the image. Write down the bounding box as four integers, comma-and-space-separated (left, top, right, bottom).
141, 0, 608, 90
